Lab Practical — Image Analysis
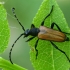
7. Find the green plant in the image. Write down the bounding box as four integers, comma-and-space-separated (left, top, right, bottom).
0, 0, 70, 70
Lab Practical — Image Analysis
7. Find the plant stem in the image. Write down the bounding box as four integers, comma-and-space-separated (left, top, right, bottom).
0, 57, 27, 70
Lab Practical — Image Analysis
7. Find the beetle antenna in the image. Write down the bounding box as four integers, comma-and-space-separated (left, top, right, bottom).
9, 33, 24, 64
12, 8, 25, 31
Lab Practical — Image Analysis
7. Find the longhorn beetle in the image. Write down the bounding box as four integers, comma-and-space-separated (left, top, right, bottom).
9, 5, 70, 64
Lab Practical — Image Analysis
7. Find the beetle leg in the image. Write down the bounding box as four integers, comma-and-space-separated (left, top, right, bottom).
51, 23, 70, 41
35, 39, 39, 59
31, 24, 35, 28
41, 5, 54, 26
50, 41, 70, 62
51, 22, 62, 32
65, 37, 69, 41
64, 32, 70, 34
51, 23, 70, 35
26, 37, 35, 42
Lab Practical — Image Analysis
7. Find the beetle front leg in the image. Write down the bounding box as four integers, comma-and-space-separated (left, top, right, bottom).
31, 24, 35, 28
51, 22, 62, 32
26, 37, 35, 42
35, 39, 39, 59
50, 41, 70, 62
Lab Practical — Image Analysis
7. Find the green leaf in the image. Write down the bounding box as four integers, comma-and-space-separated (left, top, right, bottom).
0, 4, 10, 53
2, 68, 10, 70
0, 5, 27, 70
0, 57, 27, 70
29, 0, 70, 70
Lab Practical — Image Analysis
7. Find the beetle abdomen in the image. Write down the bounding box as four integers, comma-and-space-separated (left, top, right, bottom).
38, 26, 66, 42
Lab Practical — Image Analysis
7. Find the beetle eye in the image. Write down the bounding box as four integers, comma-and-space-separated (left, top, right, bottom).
24, 29, 30, 35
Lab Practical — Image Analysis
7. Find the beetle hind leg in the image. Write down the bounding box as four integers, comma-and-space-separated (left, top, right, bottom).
66, 37, 69, 41
50, 41, 70, 62
63, 32, 70, 35
62, 32, 70, 41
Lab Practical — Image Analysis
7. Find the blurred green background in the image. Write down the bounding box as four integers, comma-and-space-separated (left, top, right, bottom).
0, 0, 70, 70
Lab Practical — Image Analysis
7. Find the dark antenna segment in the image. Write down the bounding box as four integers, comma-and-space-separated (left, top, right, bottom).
12, 8, 25, 31
9, 33, 24, 64
9, 8, 25, 64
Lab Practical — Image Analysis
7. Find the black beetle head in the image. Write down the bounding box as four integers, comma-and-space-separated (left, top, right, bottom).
23, 29, 30, 37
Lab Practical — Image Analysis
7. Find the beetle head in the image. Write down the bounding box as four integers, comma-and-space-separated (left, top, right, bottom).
23, 29, 30, 37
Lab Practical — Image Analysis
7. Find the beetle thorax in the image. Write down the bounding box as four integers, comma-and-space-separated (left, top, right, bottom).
24, 28, 40, 37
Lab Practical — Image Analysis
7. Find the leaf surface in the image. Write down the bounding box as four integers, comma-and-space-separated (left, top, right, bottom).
29, 0, 70, 70
0, 4, 28, 70
0, 4, 10, 53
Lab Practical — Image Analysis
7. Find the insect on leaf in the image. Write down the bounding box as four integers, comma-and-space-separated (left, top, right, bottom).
29, 0, 70, 70
0, 5, 10, 53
